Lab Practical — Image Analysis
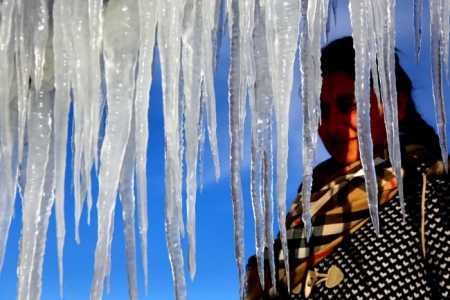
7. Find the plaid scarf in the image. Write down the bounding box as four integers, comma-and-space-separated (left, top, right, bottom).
269, 153, 399, 292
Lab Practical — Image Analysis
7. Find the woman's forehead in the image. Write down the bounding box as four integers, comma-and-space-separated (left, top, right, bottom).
321, 71, 355, 100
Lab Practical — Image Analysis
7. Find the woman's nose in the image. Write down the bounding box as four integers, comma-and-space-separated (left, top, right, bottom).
324, 111, 350, 134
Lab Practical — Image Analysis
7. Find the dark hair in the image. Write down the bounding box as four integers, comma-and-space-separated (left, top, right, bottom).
320, 36, 441, 158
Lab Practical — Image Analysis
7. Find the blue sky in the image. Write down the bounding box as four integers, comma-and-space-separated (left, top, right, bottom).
1, 1, 450, 299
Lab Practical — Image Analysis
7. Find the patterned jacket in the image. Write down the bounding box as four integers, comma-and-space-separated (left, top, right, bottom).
286, 157, 450, 299
247, 152, 450, 299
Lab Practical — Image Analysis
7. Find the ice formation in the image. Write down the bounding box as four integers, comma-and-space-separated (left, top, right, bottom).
0, 0, 448, 300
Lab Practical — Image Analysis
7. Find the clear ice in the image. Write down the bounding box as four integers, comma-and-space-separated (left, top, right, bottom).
0, 1, 449, 300
349, 0, 380, 235
227, 0, 247, 297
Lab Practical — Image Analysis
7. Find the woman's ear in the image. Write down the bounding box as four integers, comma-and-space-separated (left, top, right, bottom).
397, 90, 408, 121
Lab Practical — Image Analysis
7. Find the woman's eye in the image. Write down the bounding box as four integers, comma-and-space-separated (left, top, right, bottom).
338, 101, 357, 113
320, 102, 329, 118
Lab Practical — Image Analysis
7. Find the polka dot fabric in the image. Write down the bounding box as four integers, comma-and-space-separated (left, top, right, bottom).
289, 170, 450, 299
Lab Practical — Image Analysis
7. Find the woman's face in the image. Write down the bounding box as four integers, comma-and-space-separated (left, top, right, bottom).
318, 71, 388, 165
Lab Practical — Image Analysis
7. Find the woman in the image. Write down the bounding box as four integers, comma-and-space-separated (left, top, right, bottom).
245, 37, 450, 299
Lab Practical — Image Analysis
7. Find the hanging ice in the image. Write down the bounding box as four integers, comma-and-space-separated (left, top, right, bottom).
268, 0, 300, 292
70, 0, 98, 241
181, 0, 203, 280
413, 0, 423, 64
0, 0, 17, 274
370, 0, 406, 219
17, 89, 53, 300
299, 0, 326, 242
250, 0, 276, 291
119, 111, 138, 300
349, 0, 380, 235
52, 1, 71, 295
1, 1, 450, 300
90, 1, 139, 299
157, 0, 187, 298
430, 0, 449, 172
135, 0, 157, 293
227, 0, 247, 297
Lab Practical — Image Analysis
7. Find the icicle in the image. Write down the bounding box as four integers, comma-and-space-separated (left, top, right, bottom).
32, 0, 49, 91
17, 89, 52, 300
384, 0, 406, 219
0, 0, 17, 272
157, 0, 187, 297
243, 0, 263, 287
135, 0, 157, 293
15, 0, 33, 166
182, 0, 203, 280
157, 0, 185, 227
262, 0, 279, 290
202, 0, 221, 181
366, 0, 380, 105
119, 110, 138, 300
165, 193, 186, 300
52, 0, 71, 295
212, 0, 226, 73
250, 137, 266, 289
87, 0, 103, 172
252, 0, 276, 290
413, 0, 423, 64
227, 0, 246, 297
197, 82, 207, 192
368, 0, 405, 220
269, 0, 300, 292
442, 0, 449, 82
90, 0, 140, 298
178, 67, 186, 240
331, 0, 337, 26
0, 78, 19, 276
430, 0, 449, 172
300, 0, 325, 242
70, 0, 93, 242
80, 0, 104, 225
241, 0, 260, 288
322, 0, 330, 43
104, 207, 115, 296
349, 0, 380, 236
28, 99, 55, 300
